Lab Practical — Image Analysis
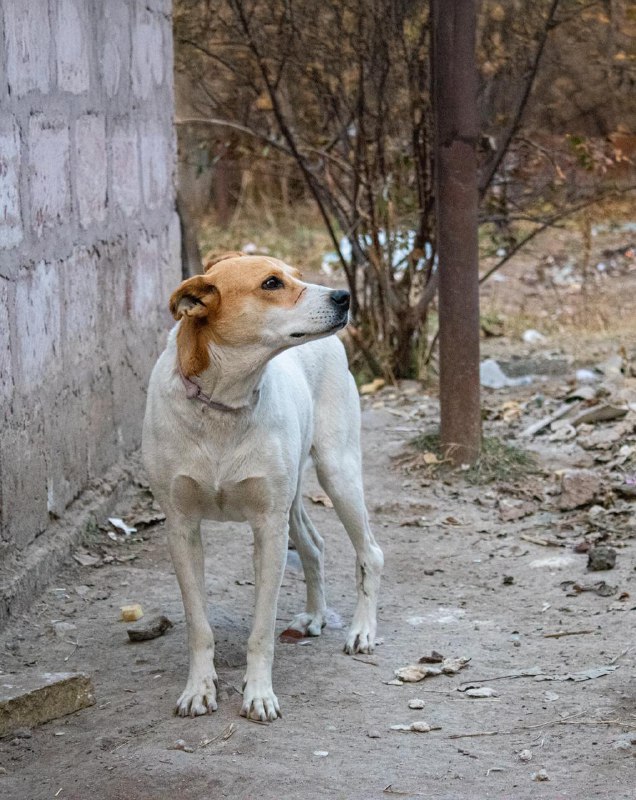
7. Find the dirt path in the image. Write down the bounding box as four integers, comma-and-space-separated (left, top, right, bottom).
1, 351, 635, 800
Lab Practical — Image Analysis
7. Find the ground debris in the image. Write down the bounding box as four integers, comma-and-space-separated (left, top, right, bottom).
558, 469, 602, 510
408, 698, 425, 709
498, 498, 536, 522
360, 378, 386, 396
464, 687, 499, 698
568, 404, 628, 427
120, 604, 143, 622
587, 545, 617, 570
561, 579, 616, 597
127, 614, 173, 642
534, 665, 617, 682
107, 517, 137, 536
72, 551, 101, 568
307, 492, 333, 508
418, 651, 444, 664
168, 739, 194, 753
532, 769, 550, 782
390, 720, 438, 733
199, 722, 237, 748
394, 656, 470, 683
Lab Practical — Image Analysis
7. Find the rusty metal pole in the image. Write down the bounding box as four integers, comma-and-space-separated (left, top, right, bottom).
432, 0, 481, 465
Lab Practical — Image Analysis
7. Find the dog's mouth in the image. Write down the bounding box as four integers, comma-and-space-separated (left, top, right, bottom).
290, 319, 347, 339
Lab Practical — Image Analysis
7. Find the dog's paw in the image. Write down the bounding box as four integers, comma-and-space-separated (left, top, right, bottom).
288, 611, 326, 637
175, 672, 219, 717
344, 621, 376, 655
240, 681, 281, 722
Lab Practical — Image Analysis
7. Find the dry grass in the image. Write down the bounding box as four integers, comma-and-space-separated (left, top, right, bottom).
412, 430, 540, 485
199, 203, 334, 278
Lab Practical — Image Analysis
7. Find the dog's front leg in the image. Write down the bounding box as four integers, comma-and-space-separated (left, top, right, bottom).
241, 513, 288, 722
167, 511, 218, 717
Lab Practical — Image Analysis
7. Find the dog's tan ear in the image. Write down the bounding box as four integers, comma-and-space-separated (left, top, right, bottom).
203, 251, 245, 273
169, 276, 219, 320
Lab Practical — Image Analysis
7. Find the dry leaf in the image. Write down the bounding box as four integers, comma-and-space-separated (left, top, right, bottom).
307, 493, 334, 508
360, 378, 386, 396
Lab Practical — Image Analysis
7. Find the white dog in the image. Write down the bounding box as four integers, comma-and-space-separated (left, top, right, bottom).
142, 253, 383, 721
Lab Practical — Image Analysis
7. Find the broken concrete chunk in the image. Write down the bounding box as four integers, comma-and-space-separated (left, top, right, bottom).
127, 614, 173, 642
568, 404, 628, 427
558, 469, 602, 510
0, 672, 94, 736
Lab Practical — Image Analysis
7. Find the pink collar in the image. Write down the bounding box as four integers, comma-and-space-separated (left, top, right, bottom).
177, 363, 257, 413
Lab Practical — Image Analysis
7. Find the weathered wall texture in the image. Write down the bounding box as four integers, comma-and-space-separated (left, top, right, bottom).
0, 0, 180, 617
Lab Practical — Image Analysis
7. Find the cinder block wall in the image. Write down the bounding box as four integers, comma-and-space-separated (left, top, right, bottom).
0, 2, 180, 589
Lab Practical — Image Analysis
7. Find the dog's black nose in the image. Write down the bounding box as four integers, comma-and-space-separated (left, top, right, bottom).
330, 290, 350, 309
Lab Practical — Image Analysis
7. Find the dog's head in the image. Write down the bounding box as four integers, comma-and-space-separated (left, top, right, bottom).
170, 253, 349, 375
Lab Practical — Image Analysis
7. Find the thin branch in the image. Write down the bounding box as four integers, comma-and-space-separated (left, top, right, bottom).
479, 0, 561, 198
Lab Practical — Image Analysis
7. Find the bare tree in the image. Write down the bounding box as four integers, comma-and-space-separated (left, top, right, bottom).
175, 0, 437, 379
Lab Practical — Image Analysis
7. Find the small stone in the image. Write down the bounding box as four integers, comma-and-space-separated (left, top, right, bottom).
532, 769, 550, 782
558, 469, 601, 511
408, 698, 425, 710
502, 575, 514, 585
168, 739, 194, 753
126, 614, 173, 642
51, 621, 77, 638
518, 749, 533, 762
367, 729, 381, 739
0, 766, 7, 775
587, 546, 616, 571
313, 750, 329, 757
465, 687, 499, 698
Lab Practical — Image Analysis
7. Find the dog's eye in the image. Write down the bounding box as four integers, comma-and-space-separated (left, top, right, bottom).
261, 276, 284, 290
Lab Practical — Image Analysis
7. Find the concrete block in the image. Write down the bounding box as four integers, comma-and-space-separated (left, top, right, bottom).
0, 282, 13, 410
44, 381, 89, 517
28, 116, 71, 237
86, 364, 118, 478
111, 119, 141, 217
0, 672, 95, 736
75, 114, 107, 228
132, 7, 164, 99
3, 0, 51, 97
0, 117, 23, 249
14, 260, 62, 391
0, 414, 49, 549
140, 121, 169, 210
100, 0, 130, 99
130, 233, 162, 320
55, 0, 90, 94
63, 246, 100, 368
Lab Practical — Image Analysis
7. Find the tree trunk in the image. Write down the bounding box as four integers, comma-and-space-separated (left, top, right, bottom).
432, 0, 482, 465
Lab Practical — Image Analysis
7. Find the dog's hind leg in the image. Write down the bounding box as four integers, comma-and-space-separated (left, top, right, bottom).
312, 377, 384, 654
287, 493, 327, 636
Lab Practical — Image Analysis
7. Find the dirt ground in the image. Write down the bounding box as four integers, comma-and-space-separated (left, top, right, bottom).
2, 223, 636, 800
1, 334, 636, 800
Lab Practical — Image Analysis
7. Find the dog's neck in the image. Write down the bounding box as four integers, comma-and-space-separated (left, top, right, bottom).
177, 342, 273, 411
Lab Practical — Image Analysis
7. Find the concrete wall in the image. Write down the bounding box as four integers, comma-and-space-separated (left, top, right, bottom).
0, 1, 180, 604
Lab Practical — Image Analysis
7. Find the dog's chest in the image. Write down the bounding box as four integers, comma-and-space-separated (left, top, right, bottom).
172, 471, 281, 523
